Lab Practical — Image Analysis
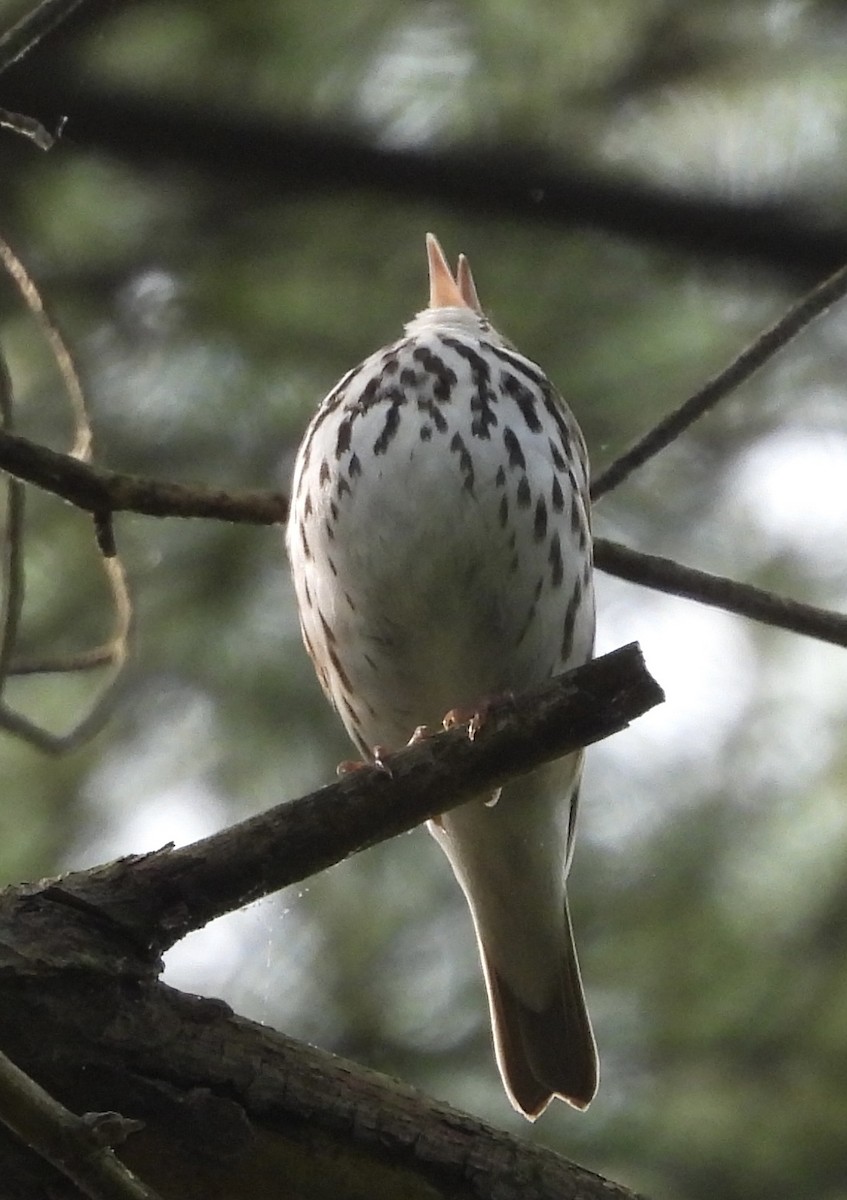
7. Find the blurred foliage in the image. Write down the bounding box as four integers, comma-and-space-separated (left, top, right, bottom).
2, 0, 847, 1196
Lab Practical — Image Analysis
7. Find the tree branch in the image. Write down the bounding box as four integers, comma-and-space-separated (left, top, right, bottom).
0, 427, 843, 649
594, 539, 847, 647
0, 645, 657, 1197
0, 1048, 161, 1200
0, 0, 87, 75
44, 642, 662, 955
0, 428, 286, 525
0, 968, 646, 1200
2, 68, 846, 281
591, 258, 847, 500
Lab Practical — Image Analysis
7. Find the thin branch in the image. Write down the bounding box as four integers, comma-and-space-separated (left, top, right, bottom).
0, 233, 92, 460
9, 643, 121, 675
591, 259, 847, 500
0, 104, 54, 148
0, 552, 135, 752
0, 233, 139, 751
595, 538, 847, 647
0, 348, 25, 688
0, 554, 132, 752
0, 1047, 161, 1200
0, 427, 287, 523
48, 643, 663, 951
0, 0, 86, 75
0, 230, 279, 753
1, 427, 844, 652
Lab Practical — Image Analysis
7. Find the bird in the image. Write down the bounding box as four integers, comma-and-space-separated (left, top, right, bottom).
285, 233, 597, 1119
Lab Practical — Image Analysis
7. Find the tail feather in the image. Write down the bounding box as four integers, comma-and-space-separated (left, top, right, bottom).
428, 762, 597, 1118
482, 897, 598, 1119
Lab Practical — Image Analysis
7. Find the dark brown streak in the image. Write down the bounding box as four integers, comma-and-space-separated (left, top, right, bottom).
412, 346, 457, 402
560, 578, 582, 662
538, 384, 573, 466
318, 608, 337, 645
335, 416, 354, 457
449, 432, 475, 493
501, 371, 543, 433
486, 343, 548, 391
416, 397, 448, 433
503, 427, 526, 471
328, 644, 355, 693
439, 336, 497, 437
533, 495, 548, 541
548, 531, 564, 588
551, 475, 564, 512
373, 392, 404, 456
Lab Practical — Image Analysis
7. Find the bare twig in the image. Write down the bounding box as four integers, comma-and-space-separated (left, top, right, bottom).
0, 233, 139, 750
10, 644, 125, 675
0, 349, 25, 688
0, 552, 136, 753
595, 538, 847, 647
0, 1047, 161, 1200
591, 260, 847, 500
0, 105, 54, 148
0, 0, 85, 75
0, 235, 92, 460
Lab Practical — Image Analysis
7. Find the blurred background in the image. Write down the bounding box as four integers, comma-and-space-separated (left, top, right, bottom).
2, 1, 847, 1195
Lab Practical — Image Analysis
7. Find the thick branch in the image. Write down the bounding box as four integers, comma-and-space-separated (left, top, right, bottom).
2, 70, 846, 280
0, 971, 646, 1200
46, 643, 662, 955
0, 646, 659, 1196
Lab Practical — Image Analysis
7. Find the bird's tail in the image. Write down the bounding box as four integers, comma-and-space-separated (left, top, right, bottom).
478, 895, 598, 1119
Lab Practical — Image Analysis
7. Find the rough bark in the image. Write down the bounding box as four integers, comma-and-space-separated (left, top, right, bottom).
0, 647, 661, 1198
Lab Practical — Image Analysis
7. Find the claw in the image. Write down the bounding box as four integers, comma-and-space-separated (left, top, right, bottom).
407, 724, 433, 745
442, 706, 469, 731
336, 758, 365, 776
372, 745, 393, 777
336, 745, 393, 778
442, 702, 491, 742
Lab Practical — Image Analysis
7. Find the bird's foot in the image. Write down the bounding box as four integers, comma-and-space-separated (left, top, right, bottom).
443, 694, 512, 741
336, 745, 393, 777
443, 703, 486, 740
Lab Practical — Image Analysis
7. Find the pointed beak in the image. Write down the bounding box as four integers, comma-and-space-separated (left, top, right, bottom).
426, 232, 470, 309
456, 253, 482, 313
